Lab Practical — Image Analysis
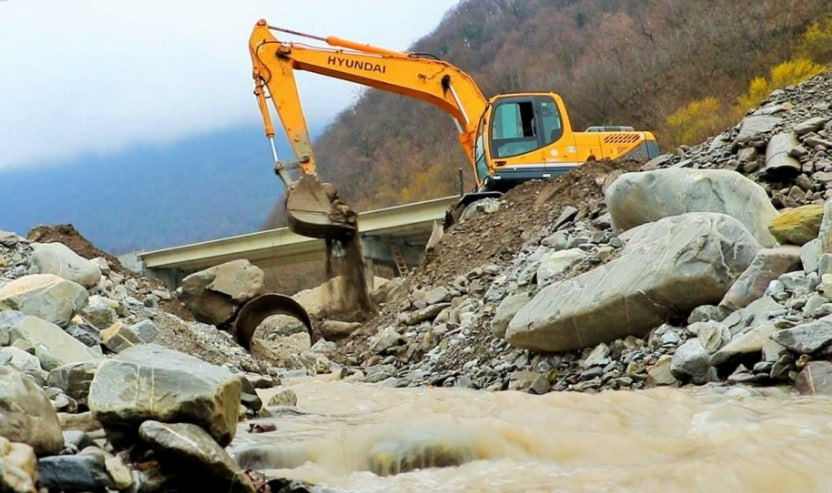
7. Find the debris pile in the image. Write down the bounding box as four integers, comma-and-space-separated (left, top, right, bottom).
0, 228, 322, 492
323, 70, 832, 397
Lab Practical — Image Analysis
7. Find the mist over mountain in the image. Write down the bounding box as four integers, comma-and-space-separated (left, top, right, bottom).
0, 125, 301, 254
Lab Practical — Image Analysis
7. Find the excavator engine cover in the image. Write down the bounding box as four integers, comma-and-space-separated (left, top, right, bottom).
232, 293, 314, 351
286, 174, 358, 240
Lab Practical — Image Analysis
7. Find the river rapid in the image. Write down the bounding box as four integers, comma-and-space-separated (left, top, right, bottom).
231, 375, 832, 492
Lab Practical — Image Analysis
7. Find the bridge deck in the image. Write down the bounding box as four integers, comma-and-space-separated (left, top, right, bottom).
138, 195, 458, 271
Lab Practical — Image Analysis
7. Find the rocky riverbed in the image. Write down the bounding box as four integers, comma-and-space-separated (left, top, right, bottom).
3, 71, 832, 492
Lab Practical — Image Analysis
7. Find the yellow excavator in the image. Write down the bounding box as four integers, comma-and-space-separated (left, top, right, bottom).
248, 19, 659, 241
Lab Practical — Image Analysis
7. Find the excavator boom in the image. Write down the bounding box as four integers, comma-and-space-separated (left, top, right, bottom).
248, 19, 488, 240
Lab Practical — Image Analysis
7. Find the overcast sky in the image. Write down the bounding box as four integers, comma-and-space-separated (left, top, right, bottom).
0, 0, 459, 170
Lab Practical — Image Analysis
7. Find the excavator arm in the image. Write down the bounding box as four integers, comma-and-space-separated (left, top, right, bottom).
248, 19, 489, 240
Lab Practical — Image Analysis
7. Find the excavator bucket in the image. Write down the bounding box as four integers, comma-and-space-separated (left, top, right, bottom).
285, 174, 358, 240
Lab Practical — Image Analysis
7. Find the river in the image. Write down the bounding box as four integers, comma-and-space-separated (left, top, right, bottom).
231, 375, 832, 492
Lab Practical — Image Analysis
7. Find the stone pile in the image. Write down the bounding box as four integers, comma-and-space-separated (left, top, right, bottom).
328, 70, 832, 397
0, 231, 307, 492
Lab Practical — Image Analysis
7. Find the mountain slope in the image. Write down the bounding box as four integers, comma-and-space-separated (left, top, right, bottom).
0, 126, 296, 253
265, 0, 829, 226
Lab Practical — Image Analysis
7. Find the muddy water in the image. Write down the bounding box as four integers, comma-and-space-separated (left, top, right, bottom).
233, 377, 832, 492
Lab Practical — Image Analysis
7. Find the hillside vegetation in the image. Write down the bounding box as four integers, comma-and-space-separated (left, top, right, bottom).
265, 0, 832, 227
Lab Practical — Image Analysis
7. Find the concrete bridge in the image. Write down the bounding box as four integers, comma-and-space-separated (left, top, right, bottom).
133, 195, 458, 288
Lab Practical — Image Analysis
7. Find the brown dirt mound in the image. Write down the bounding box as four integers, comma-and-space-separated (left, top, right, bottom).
26, 224, 194, 321
332, 158, 643, 364
27, 224, 134, 278
414, 158, 643, 287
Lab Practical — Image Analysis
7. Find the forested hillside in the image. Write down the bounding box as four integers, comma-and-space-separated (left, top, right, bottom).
265, 0, 832, 227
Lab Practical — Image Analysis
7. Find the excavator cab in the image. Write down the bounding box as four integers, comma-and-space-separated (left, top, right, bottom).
475, 93, 577, 193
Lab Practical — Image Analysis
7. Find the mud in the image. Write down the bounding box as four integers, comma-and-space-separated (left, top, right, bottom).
323, 235, 376, 322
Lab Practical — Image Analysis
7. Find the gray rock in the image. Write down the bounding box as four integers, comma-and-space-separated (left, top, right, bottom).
88, 344, 242, 446
736, 115, 781, 143
647, 355, 677, 386
803, 293, 832, 318
724, 296, 784, 335
138, 421, 255, 493
0, 437, 37, 493
8, 316, 100, 371
0, 366, 64, 455
491, 292, 533, 338
0, 274, 87, 327
691, 321, 731, 353
425, 286, 452, 305
718, 247, 801, 314
794, 361, 832, 395
0, 347, 43, 375
507, 213, 758, 352
794, 116, 829, 136
180, 259, 265, 325
582, 343, 611, 368
100, 322, 145, 353
65, 324, 101, 347
61, 430, 93, 453
130, 319, 158, 342
47, 361, 100, 404
764, 132, 802, 178
370, 327, 403, 354
29, 242, 101, 288
267, 389, 297, 407
771, 315, 832, 354
670, 339, 710, 385
710, 323, 776, 366
79, 295, 117, 330
819, 199, 832, 254
36, 455, 110, 491
687, 305, 722, 324
541, 231, 570, 250
536, 249, 587, 286
399, 303, 450, 325
554, 206, 579, 229
605, 168, 778, 247
319, 320, 361, 339
801, 239, 821, 273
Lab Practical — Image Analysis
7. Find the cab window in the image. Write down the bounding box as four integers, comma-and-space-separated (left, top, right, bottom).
473, 132, 488, 182
491, 101, 539, 158
539, 100, 563, 145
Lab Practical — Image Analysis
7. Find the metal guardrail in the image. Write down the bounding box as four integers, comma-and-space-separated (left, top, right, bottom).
137, 195, 458, 271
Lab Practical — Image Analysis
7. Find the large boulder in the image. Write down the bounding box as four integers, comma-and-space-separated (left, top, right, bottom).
770, 315, 832, 354
138, 421, 255, 493
179, 260, 265, 325
0, 366, 64, 456
768, 205, 824, 246
29, 242, 101, 288
764, 132, 802, 178
507, 213, 759, 352
717, 247, 802, 314
0, 437, 38, 493
47, 361, 100, 405
491, 292, 534, 338
605, 168, 778, 247
0, 275, 88, 327
7, 315, 101, 371
88, 344, 242, 446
